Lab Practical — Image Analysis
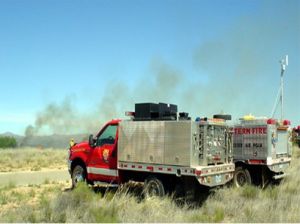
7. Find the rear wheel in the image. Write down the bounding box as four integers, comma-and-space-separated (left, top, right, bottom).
72, 165, 86, 188
143, 176, 165, 197
233, 167, 252, 187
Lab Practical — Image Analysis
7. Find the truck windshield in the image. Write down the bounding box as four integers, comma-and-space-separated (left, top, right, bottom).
96, 125, 117, 146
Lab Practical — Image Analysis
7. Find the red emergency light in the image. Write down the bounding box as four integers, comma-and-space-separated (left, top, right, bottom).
267, 119, 276, 125
283, 120, 291, 126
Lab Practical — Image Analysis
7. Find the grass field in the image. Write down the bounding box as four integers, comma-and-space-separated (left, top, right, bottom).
0, 146, 299, 222
0, 148, 67, 172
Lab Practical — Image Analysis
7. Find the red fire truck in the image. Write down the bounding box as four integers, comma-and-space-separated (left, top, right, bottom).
68, 103, 235, 197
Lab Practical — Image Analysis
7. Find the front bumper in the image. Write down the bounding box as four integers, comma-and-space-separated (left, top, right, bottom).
67, 160, 72, 175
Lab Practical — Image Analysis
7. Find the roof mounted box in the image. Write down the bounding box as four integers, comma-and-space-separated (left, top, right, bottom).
134, 102, 177, 121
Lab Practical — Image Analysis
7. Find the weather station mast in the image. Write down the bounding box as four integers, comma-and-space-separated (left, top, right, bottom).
271, 55, 288, 121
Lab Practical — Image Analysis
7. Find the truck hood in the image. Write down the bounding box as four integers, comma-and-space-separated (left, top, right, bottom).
71, 141, 91, 151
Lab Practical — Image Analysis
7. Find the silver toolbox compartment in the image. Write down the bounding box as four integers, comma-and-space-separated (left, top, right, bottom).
118, 120, 192, 166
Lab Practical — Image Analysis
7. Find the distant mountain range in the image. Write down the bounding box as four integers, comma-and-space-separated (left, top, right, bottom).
0, 132, 89, 149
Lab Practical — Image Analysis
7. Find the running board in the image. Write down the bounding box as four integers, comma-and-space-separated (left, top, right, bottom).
93, 181, 119, 188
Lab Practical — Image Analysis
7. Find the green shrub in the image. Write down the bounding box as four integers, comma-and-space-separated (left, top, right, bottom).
0, 193, 8, 205
241, 185, 258, 199
213, 207, 225, 222
264, 186, 279, 200
244, 207, 255, 220
0, 181, 16, 191
39, 195, 52, 222
188, 213, 211, 222
0, 136, 17, 148
43, 178, 50, 185
89, 207, 118, 223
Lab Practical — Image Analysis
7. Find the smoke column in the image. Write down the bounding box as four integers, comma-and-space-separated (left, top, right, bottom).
25, 0, 300, 136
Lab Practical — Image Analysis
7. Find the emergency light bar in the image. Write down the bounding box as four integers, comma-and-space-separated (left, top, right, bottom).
208, 118, 225, 123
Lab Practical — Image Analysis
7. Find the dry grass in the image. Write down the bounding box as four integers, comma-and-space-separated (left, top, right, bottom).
0, 180, 70, 222
0, 147, 67, 172
0, 146, 299, 222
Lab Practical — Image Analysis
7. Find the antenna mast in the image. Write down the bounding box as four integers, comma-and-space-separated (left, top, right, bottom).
271, 55, 288, 121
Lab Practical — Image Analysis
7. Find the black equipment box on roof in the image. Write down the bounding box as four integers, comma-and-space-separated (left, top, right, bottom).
134, 102, 177, 121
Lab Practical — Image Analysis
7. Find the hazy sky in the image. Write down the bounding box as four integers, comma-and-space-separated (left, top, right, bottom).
0, 0, 299, 135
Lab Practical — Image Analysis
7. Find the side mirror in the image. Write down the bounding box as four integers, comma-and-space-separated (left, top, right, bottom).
88, 134, 95, 147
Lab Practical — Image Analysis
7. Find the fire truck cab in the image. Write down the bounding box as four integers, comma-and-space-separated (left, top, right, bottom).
68, 119, 120, 186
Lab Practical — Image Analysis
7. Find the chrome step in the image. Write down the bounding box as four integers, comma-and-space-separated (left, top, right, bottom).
93, 181, 119, 188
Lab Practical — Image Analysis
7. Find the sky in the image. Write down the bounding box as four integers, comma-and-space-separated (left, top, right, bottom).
0, 0, 299, 135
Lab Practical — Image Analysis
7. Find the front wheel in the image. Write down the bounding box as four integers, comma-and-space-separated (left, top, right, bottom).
233, 167, 252, 187
143, 176, 166, 197
72, 165, 86, 188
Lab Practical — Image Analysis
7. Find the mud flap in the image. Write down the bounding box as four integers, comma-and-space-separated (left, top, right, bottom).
261, 166, 270, 188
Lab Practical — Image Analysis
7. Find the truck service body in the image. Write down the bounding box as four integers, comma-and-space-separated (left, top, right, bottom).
232, 116, 291, 187
68, 103, 235, 196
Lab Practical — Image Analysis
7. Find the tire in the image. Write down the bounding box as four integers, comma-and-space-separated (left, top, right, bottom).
213, 114, 232, 120
233, 167, 252, 187
143, 176, 165, 197
72, 165, 86, 188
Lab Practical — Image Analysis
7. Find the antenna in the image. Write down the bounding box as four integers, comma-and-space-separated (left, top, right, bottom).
285, 55, 288, 66
271, 55, 288, 121
280, 55, 288, 76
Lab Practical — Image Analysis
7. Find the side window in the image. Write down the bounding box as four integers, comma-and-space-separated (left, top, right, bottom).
96, 125, 117, 146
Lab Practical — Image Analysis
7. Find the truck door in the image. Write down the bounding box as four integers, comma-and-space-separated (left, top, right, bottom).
275, 128, 289, 156
87, 124, 119, 183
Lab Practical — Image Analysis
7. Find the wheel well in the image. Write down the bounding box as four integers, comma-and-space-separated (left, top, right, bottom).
71, 158, 86, 173
119, 170, 180, 190
234, 162, 269, 185
235, 161, 246, 169
235, 161, 257, 177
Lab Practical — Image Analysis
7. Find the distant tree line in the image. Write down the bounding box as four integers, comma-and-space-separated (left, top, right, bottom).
0, 136, 17, 148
